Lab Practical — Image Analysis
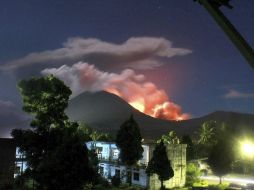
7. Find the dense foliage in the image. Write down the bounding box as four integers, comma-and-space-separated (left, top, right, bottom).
207, 138, 234, 184
185, 163, 201, 186
146, 141, 174, 190
157, 130, 180, 145
181, 135, 195, 161
115, 115, 143, 185
78, 122, 114, 142
12, 75, 94, 190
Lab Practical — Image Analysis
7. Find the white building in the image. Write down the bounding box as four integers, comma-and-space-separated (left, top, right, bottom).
86, 141, 187, 189
15, 148, 28, 178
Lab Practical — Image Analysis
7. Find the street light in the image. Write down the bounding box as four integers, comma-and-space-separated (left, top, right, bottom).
241, 140, 254, 158
239, 140, 254, 175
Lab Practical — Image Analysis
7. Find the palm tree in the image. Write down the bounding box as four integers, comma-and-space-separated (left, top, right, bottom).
158, 130, 180, 145
90, 131, 103, 148
198, 120, 216, 146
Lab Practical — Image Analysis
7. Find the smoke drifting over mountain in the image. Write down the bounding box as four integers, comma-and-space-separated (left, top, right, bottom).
2, 37, 191, 71
42, 62, 189, 121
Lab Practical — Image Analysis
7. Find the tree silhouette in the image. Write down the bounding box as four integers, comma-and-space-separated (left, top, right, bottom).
181, 135, 195, 161
115, 115, 143, 186
146, 141, 174, 190
12, 75, 94, 190
77, 122, 113, 147
207, 139, 234, 184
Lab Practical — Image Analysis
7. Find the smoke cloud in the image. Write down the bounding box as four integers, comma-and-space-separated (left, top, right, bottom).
223, 89, 254, 99
1, 37, 191, 71
42, 62, 189, 121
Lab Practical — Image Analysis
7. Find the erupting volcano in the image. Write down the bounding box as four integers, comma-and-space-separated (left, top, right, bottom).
106, 88, 189, 121
42, 62, 190, 121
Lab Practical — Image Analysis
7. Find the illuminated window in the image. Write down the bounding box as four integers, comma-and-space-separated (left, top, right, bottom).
112, 149, 119, 158
96, 147, 103, 154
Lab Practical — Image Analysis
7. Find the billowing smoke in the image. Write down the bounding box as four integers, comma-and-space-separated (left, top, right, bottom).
42, 62, 189, 121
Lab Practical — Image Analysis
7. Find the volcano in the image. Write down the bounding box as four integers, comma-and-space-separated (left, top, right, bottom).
66, 91, 254, 140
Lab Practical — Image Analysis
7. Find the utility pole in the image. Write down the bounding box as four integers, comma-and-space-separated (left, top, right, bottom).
195, 0, 254, 70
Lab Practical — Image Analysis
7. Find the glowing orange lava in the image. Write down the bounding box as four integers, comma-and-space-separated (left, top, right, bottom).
129, 100, 145, 112
176, 116, 183, 121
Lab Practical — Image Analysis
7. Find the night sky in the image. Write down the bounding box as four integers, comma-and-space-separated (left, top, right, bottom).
0, 0, 254, 137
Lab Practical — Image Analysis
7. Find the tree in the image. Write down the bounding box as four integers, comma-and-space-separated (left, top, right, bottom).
181, 135, 195, 161
12, 75, 94, 190
196, 120, 217, 158
18, 75, 72, 130
198, 120, 217, 146
78, 122, 114, 143
88, 149, 99, 173
197, 121, 235, 158
77, 122, 93, 142
146, 141, 174, 190
207, 139, 234, 184
157, 130, 180, 145
115, 115, 143, 186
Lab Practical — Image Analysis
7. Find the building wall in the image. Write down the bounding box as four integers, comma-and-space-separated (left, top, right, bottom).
0, 138, 16, 188
148, 144, 187, 190
98, 162, 148, 187
86, 141, 150, 186
15, 148, 28, 178
86, 141, 187, 189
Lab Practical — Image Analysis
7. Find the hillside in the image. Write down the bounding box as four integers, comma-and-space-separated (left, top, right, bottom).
66, 91, 254, 140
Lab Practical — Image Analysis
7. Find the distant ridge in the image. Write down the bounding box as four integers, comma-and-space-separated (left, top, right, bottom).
66, 91, 254, 140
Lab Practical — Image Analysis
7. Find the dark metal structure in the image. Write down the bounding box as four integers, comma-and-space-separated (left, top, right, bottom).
195, 0, 254, 69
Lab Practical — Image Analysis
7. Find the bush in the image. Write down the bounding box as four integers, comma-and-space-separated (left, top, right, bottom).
100, 178, 110, 188
111, 175, 121, 187
0, 183, 13, 190
13, 175, 32, 190
121, 185, 145, 190
93, 184, 108, 190
95, 175, 110, 188
186, 163, 201, 187
83, 183, 93, 190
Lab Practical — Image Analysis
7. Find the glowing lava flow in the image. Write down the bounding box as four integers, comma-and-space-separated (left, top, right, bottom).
106, 87, 189, 121
129, 100, 145, 112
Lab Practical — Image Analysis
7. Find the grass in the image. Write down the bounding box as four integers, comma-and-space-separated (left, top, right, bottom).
85, 183, 145, 190
193, 180, 209, 187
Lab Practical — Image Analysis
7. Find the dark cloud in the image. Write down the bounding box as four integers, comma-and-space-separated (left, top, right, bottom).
1, 37, 191, 74
0, 100, 30, 137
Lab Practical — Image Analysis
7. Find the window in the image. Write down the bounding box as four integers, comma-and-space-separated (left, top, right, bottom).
95, 147, 103, 154
96, 147, 103, 159
113, 149, 119, 157
97, 153, 102, 159
133, 172, 139, 181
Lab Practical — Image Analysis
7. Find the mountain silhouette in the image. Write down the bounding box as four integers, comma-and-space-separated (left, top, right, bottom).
66, 91, 254, 140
